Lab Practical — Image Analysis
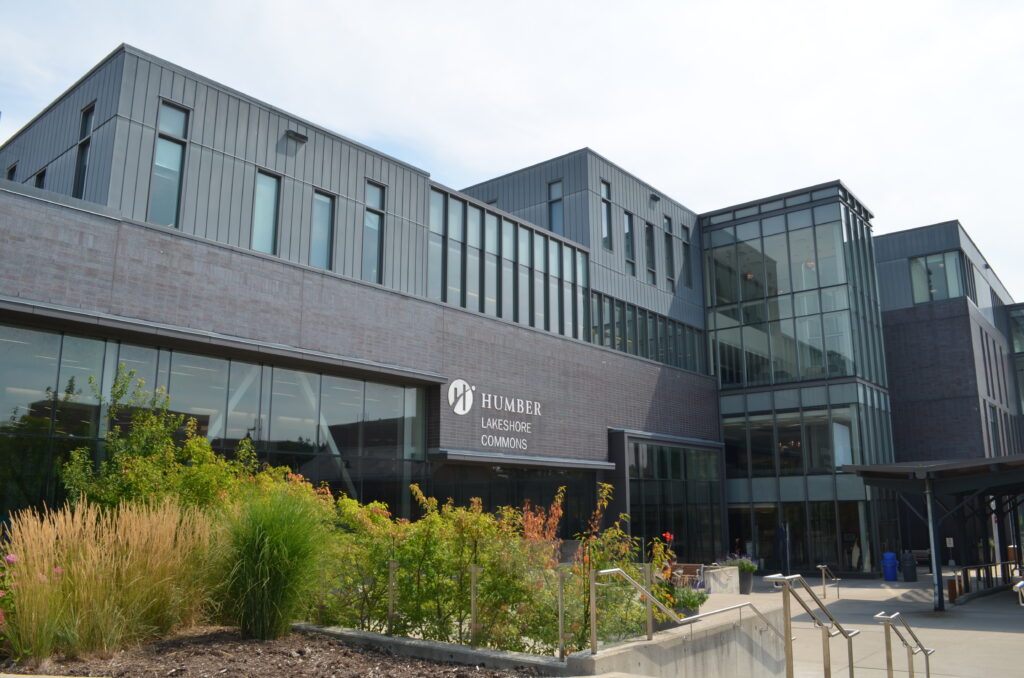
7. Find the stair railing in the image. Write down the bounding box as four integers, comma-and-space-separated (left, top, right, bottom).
764, 573, 860, 678
873, 611, 935, 678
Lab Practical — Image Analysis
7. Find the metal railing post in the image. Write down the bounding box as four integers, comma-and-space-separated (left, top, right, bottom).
782, 579, 795, 678
557, 567, 567, 662
847, 634, 856, 678
906, 643, 916, 678
387, 560, 398, 636
644, 562, 654, 641
882, 616, 894, 678
469, 564, 481, 648
819, 564, 828, 599
820, 623, 832, 678
589, 568, 598, 655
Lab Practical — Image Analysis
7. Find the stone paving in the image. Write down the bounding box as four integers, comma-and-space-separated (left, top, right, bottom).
702, 570, 1024, 678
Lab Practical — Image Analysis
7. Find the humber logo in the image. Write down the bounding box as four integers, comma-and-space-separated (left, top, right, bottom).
447, 379, 475, 416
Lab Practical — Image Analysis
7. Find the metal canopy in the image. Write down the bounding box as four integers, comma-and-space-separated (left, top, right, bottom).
843, 454, 1024, 612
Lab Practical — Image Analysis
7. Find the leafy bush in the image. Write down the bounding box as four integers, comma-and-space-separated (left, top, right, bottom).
1, 500, 211, 662
720, 557, 758, 573
675, 586, 708, 612
62, 366, 261, 510
213, 481, 329, 640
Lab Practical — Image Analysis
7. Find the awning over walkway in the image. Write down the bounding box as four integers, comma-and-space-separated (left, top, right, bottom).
843, 454, 1024, 611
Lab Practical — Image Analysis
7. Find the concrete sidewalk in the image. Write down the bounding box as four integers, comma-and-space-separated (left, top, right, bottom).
701, 573, 1024, 678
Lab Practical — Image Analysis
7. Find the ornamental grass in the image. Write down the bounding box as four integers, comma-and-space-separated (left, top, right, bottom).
1, 499, 211, 662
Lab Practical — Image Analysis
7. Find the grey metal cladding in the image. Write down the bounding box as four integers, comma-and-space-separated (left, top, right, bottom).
0, 49, 124, 203
108, 49, 432, 296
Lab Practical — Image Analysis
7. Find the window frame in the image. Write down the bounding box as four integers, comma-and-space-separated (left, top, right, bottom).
147, 100, 191, 228
310, 190, 336, 270
72, 102, 96, 200
600, 180, 613, 251
251, 170, 281, 255
362, 179, 387, 284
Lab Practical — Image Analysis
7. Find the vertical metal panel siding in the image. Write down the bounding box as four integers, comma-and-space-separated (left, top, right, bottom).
0, 51, 123, 205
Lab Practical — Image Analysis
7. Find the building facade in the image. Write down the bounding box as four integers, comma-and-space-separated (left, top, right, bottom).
11, 44, 1007, 573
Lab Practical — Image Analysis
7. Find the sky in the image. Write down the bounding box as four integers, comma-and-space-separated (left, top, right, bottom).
3, 1, 1023, 298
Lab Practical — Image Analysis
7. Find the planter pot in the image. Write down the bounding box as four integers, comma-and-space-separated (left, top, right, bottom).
738, 570, 753, 594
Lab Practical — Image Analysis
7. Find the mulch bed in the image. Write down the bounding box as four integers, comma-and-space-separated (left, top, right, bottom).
1, 627, 538, 677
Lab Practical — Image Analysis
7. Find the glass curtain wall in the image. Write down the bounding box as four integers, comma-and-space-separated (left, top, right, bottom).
0, 322, 427, 519
627, 440, 723, 563
705, 194, 885, 390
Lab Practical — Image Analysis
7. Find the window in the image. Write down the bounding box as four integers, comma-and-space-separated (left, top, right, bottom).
72, 103, 95, 199
428, 189, 445, 300
548, 180, 563, 234
310, 192, 334, 270
251, 171, 280, 254
148, 102, 189, 227
34, 170, 45, 189
5, 164, 15, 181
362, 181, 385, 284
623, 212, 636, 276
910, 251, 965, 304
600, 180, 612, 250
665, 232, 675, 293
645, 222, 656, 284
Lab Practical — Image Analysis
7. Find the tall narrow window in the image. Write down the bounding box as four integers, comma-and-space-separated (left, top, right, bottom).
148, 102, 189, 227
362, 181, 385, 284
664, 232, 676, 293
645, 222, 657, 284
34, 170, 45, 189
600, 180, 612, 250
72, 103, 95, 199
5, 164, 16, 181
624, 212, 636, 276
310, 192, 334, 270
548, 180, 564, 234
683, 240, 693, 288
252, 172, 280, 254
428, 190, 445, 301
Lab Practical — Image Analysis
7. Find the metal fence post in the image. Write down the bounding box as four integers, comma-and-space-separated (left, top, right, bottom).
821, 624, 832, 678
589, 568, 598, 655
847, 634, 856, 678
882, 617, 894, 678
469, 564, 481, 648
557, 567, 567, 662
782, 580, 794, 678
387, 560, 398, 636
906, 643, 915, 678
644, 562, 654, 641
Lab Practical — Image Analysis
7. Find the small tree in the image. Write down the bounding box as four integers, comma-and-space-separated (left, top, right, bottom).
61, 365, 259, 509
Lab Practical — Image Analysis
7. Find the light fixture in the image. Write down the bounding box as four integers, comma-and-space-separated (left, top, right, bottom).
650, 193, 660, 202
285, 129, 308, 143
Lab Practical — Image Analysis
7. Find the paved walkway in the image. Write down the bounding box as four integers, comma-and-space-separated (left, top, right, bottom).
702, 571, 1024, 678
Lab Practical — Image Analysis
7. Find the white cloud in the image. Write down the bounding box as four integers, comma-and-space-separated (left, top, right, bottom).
2, 0, 1022, 297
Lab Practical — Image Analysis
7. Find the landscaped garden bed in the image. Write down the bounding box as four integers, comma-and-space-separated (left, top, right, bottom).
0, 626, 536, 677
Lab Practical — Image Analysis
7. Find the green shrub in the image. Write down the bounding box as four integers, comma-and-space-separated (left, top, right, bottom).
1, 500, 211, 662
62, 366, 260, 510
675, 586, 708, 612
214, 482, 328, 640
720, 557, 758, 573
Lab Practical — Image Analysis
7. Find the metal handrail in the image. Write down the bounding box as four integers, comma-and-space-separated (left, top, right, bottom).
816, 563, 842, 599
590, 567, 785, 655
953, 559, 1018, 597
1013, 580, 1024, 606
764, 573, 860, 678
874, 611, 935, 678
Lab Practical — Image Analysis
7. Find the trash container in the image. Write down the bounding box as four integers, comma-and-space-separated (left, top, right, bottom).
901, 550, 918, 582
882, 551, 899, 581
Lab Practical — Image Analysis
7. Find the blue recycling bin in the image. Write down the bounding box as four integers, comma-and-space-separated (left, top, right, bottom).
882, 551, 899, 581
